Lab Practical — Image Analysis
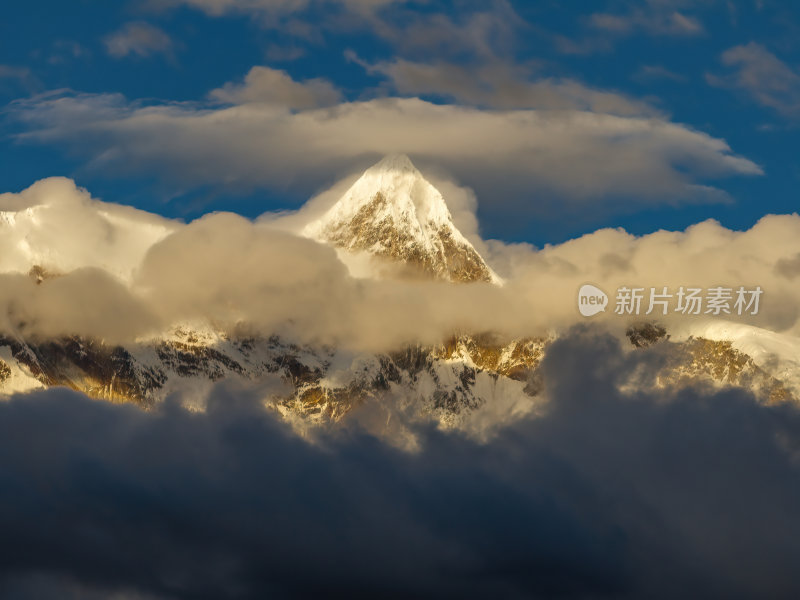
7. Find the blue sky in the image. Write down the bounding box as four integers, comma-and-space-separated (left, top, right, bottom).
1, 0, 799, 244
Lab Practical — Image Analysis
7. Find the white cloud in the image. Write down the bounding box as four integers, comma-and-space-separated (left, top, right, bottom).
0, 177, 176, 281
11, 89, 760, 221
0, 176, 799, 350
488, 213, 800, 335
104, 22, 175, 59
209, 66, 341, 108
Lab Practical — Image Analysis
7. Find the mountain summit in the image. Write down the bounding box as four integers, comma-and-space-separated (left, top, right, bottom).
302, 154, 498, 283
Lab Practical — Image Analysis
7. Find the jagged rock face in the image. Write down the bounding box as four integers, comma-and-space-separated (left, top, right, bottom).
624, 323, 793, 404
284, 334, 548, 423
670, 338, 792, 404
0, 324, 796, 425
626, 322, 669, 348
0, 335, 162, 406
0, 329, 546, 426
302, 154, 496, 283
0, 360, 11, 383
28, 264, 59, 285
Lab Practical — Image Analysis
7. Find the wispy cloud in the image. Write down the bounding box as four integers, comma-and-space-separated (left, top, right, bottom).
148, 0, 523, 63
47, 40, 91, 65
145, 0, 401, 20
349, 54, 660, 115
104, 22, 175, 60
633, 64, 688, 84
369, 1, 523, 61
589, 0, 705, 37
553, 1, 707, 56
0, 65, 40, 93
590, 9, 703, 36
708, 42, 800, 119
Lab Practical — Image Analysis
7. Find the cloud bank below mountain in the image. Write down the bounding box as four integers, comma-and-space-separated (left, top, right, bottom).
2, 329, 800, 599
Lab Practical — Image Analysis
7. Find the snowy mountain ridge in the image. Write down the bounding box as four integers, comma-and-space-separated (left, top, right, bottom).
0, 177, 175, 282
672, 320, 800, 399
302, 154, 500, 283
0, 158, 799, 428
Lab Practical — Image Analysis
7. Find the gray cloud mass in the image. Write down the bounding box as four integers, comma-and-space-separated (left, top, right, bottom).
1, 329, 800, 598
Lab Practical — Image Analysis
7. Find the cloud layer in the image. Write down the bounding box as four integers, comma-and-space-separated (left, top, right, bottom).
11, 88, 760, 227
0, 176, 799, 348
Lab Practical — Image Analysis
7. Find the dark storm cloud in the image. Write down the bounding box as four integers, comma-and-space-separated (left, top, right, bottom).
2, 328, 800, 599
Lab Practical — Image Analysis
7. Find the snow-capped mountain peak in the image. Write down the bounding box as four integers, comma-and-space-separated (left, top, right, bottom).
369, 152, 418, 174
302, 154, 498, 283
